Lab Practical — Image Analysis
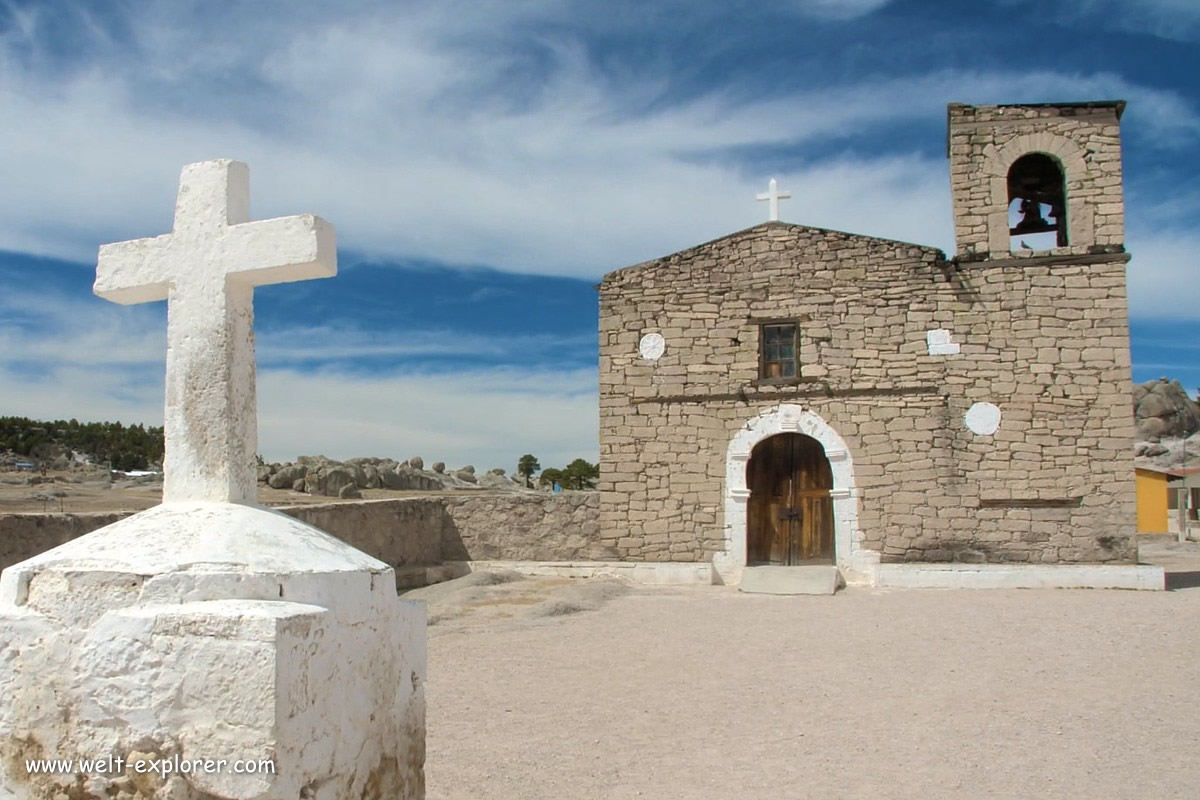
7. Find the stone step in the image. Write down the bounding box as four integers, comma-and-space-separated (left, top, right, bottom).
739, 565, 841, 595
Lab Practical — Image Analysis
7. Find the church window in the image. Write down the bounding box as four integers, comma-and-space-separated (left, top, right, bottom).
760, 323, 798, 380
1007, 153, 1068, 251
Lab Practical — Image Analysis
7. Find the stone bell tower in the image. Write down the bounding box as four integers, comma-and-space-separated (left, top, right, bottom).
938, 100, 1139, 569
946, 101, 1126, 260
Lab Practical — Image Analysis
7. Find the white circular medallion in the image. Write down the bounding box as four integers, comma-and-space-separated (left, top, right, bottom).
638, 333, 666, 361
964, 402, 1001, 436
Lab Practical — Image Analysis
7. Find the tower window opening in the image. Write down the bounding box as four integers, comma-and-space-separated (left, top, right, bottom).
1007, 153, 1067, 251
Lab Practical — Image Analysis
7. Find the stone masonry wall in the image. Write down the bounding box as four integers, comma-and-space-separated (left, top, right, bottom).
286, 499, 445, 568
440, 493, 611, 561
0, 492, 602, 576
598, 220, 1137, 565
948, 103, 1125, 258
0, 511, 132, 572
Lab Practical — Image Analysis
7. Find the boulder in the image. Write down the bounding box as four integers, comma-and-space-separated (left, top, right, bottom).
459, 465, 475, 475
338, 483, 363, 499
347, 456, 383, 466
1134, 378, 1200, 441
455, 469, 478, 484
1134, 431, 1200, 469
268, 463, 307, 490
378, 467, 405, 490
378, 466, 443, 492
292, 478, 306, 492
432, 462, 445, 474
1134, 441, 1170, 458
319, 466, 358, 497
408, 456, 424, 470
479, 471, 520, 490
363, 464, 381, 489
301, 466, 324, 494
1139, 417, 1168, 440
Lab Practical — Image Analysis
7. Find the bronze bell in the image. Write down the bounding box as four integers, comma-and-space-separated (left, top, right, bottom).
1010, 198, 1055, 236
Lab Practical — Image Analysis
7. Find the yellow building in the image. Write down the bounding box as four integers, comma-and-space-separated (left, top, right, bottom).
1135, 467, 1173, 534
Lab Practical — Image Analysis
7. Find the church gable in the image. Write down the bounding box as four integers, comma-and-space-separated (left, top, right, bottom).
602, 221, 944, 287
599, 222, 953, 405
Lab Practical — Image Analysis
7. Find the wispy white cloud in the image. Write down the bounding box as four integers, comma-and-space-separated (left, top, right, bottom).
0, 0, 1196, 469
0, 289, 165, 366
0, 288, 593, 368
0, 359, 599, 469
258, 366, 597, 469
464, 287, 516, 303
255, 326, 594, 364
781, 0, 895, 20
0, 2, 1194, 279
1006, 0, 1200, 41
1126, 228, 1200, 321
0, 285, 598, 467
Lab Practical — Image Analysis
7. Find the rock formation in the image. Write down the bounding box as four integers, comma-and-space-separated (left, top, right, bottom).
1133, 378, 1200, 470
1133, 378, 1200, 441
258, 456, 529, 497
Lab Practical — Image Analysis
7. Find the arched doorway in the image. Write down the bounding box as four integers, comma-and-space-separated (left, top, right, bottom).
746, 433, 833, 565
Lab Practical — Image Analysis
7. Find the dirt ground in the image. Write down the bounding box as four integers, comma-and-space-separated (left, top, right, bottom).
418, 575, 1200, 800
0, 469, 472, 513
7, 468, 1198, 796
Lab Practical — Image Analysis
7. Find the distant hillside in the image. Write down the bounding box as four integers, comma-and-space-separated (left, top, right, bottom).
0, 416, 164, 472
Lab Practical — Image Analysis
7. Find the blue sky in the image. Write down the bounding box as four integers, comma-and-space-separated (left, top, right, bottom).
0, 0, 1197, 470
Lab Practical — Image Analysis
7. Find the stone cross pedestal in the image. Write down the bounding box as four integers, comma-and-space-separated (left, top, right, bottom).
0, 161, 426, 800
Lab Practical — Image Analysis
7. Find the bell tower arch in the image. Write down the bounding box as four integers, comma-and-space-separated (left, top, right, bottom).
946, 101, 1126, 261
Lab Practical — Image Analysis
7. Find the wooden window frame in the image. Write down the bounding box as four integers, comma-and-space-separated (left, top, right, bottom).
755, 319, 800, 385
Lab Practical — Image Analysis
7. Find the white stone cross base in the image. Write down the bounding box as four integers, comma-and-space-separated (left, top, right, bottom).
0, 504, 426, 800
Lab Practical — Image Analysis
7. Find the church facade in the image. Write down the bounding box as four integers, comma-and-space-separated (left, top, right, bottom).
597, 101, 1137, 585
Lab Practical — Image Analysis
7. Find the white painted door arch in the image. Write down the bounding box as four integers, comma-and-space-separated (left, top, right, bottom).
715, 404, 872, 584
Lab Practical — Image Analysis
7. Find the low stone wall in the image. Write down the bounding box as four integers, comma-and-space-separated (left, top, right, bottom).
285, 498, 445, 569
0, 493, 604, 577
441, 493, 612, 561
0, 511, 134, 572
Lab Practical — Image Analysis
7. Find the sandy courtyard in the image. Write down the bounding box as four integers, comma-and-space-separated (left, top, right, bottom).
422, 577, 1200, 799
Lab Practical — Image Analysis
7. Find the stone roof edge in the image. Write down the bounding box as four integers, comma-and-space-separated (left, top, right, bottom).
947, 100, 1126, 118
600, 221, 948, 284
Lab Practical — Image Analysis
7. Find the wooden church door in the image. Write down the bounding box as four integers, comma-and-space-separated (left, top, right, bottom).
746, 433, 834, 565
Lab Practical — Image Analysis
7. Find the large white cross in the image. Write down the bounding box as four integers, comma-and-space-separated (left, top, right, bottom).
756, 178, 791, 222
94, 159, 336, 505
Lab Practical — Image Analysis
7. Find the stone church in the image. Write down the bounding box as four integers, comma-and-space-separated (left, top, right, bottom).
597, 101, 1138, 586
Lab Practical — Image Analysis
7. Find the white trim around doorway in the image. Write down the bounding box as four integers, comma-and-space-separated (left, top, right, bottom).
715, 404, 877, 585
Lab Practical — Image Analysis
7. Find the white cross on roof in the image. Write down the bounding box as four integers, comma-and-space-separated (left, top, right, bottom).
756, 178, 791, 222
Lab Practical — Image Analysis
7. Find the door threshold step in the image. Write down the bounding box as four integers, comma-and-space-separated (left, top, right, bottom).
739, 565, 840, 595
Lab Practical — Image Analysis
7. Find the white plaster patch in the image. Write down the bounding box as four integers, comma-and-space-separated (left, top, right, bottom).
926, 328, 961, 355
638, 332, 666, 361
965, 402, 1002, 436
